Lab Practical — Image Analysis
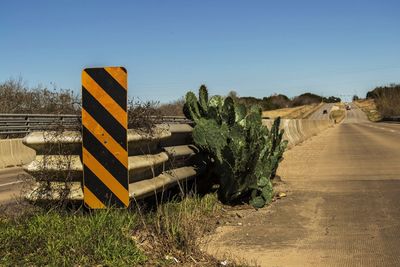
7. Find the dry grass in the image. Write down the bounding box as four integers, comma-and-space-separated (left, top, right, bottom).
354, 99, 381, 122
262, 103, 320, 119
134, 193, 226, 266
158, 98, 185, 116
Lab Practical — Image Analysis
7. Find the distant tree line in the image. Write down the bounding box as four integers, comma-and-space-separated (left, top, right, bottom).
0, 78, 342, 116
228, 91, 341, 111
0, 78, 80, 114
156, 91, 342, 116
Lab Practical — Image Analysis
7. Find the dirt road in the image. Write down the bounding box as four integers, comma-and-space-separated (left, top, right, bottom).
206, 105, 400, 266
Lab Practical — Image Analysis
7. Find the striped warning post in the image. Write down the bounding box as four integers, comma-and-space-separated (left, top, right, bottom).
82, 67, 129, 208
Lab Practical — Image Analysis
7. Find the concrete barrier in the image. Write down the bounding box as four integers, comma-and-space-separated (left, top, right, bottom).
263, 119, 333, 149
0, 139, 35, 169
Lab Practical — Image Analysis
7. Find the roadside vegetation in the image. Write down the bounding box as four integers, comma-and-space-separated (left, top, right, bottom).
158, 97, 185, 116
184, 85, 287, 208
229, 91, 340, 113
0, 193, 227, 266
329, 103, 346, 123
354, 98, 381, 122
0, 78, 80, 114
353, 84, 400, 122
366, 84, 400, 118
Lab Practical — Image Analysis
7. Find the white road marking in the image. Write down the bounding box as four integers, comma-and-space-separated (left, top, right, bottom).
363, 124, 400, 134
0, 180, 22, 187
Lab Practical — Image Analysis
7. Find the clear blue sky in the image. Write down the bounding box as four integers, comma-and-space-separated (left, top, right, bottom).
1, 0, 399, 102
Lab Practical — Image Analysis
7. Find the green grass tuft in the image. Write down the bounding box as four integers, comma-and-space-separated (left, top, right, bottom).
0, 209, 147, 266
0, 193, 222, 266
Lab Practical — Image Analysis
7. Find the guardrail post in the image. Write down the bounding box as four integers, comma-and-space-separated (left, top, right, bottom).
25, 115, 30, 134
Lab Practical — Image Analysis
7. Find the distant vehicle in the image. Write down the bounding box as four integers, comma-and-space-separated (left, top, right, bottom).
346, 105, 351, 110
323, 109, 328, 114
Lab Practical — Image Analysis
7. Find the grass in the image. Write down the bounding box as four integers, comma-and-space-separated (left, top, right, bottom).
0, 209, 146, 266
0, 193, 224, 266
354, 99, 381, 122
138, 193, 221, 265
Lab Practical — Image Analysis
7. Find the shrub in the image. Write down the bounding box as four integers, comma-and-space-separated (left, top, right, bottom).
158, 97, 185, 116
127, 98, 161, 133
0, 78, 80, 114
366, 84, 400, 117
262, 94, 291, 110
323, 96, 341, 103
291, 93, 322, 106
183, 85, 288, 208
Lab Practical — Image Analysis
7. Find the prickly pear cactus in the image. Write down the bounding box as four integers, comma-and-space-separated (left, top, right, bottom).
184, 85, 288, 208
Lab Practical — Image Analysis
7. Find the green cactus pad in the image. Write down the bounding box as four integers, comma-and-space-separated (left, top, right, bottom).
183, 85, 287, 208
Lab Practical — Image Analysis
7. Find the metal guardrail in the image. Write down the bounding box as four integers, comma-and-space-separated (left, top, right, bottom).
0, 114, 192, 137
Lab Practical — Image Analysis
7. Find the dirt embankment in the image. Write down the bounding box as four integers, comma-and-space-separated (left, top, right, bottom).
354, 99, 381, 121
262, 103, 322, 119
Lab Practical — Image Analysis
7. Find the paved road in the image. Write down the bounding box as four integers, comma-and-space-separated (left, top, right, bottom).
0, 167, 25, 204
207, 105, 400, 266
342, 102, 369, 123
308, 103, 335, 120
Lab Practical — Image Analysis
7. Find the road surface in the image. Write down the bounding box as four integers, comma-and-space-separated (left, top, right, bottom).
308, 103, 335, 120
207, 104, 400, 266
0, 167, 25, 204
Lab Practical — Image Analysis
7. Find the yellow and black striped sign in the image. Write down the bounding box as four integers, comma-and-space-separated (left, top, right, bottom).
82, 67, 129, 209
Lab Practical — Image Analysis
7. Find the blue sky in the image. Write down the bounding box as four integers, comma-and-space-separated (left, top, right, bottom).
0, 0, 399, 102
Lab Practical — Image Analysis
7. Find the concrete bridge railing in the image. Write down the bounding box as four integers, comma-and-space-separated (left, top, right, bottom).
263, 119, 333, 149
22, 124, 199, 202
0, 118, 333, 203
